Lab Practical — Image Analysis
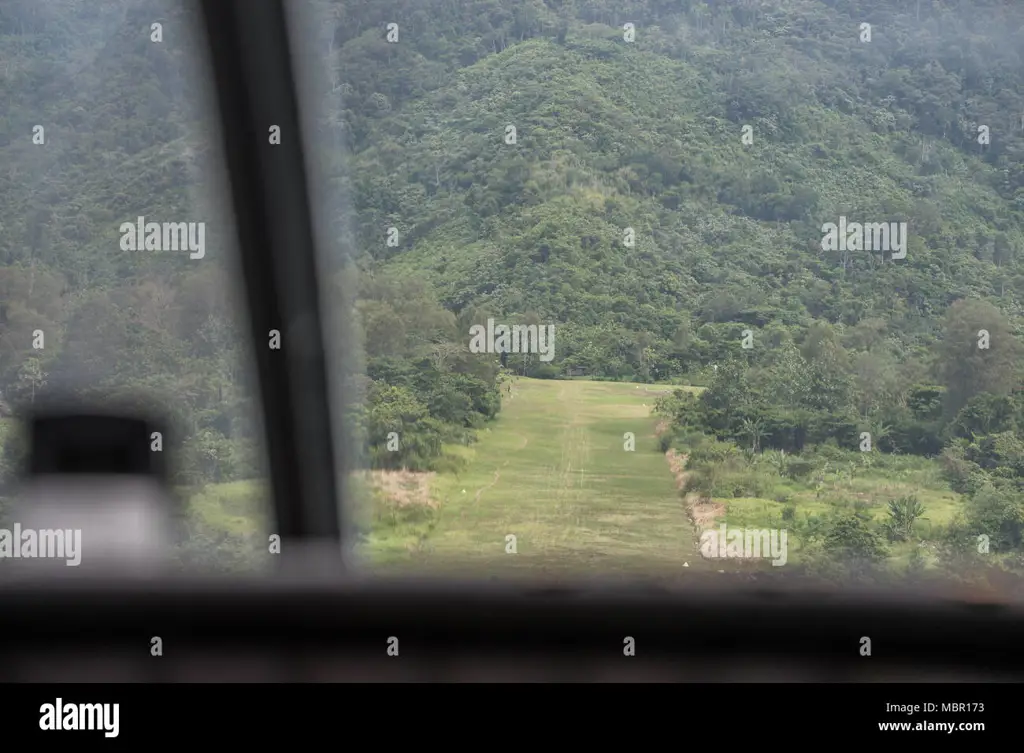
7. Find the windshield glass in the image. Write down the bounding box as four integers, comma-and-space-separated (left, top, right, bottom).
291, 0, 1024, 596
6, 0, 1024, 596
0, 0, 272, 574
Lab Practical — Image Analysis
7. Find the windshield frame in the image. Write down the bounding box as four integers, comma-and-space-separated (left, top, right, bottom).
195, 0, 344, 560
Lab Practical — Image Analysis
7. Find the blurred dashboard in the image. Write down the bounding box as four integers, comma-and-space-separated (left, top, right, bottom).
1, 577, 1021, 682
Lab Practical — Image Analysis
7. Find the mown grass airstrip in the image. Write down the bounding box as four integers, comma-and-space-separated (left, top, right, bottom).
361, 377, 709, 578
182, 378, 963, 577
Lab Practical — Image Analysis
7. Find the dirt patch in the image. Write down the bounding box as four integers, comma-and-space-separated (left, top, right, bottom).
687, 496, 726, 528
368, 469, 437, 508
665, 448, 687, 488
665, 448, 725, 527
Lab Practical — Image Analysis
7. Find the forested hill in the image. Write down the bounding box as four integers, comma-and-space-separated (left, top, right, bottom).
336, 0, 1024, 382
1, 0, 1024, 485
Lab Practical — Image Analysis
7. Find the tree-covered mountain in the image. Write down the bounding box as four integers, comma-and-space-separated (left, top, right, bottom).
2, 0, 1024, 580
333, 0, 1024, 378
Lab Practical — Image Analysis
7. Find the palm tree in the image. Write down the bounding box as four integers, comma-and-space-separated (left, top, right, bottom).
692, 1, 710, 32
17, 356, 47, 405
885, 496, 926, 542
740, 416, 768, 453
765, 448, 788, 475
866, 419, 892, 451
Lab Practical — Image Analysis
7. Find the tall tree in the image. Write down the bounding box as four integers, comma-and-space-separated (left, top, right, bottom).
938, 299, 1022, 417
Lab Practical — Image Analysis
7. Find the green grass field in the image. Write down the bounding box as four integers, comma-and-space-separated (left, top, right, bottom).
180, 379, 712, 577
367, 378, 710, 578
183, 378, 969, 577
712, 455, 964, 567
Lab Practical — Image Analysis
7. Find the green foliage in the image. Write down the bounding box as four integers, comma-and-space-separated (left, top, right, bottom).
815, 513, 890, 577
965, 484, 1024, 552
5, 0, 1024, 580
652, 388, 700, 427
939, 442, 980, 495
938, 300, 1023, 417
323, 0, 1024, 389
884, 495, 926, 542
